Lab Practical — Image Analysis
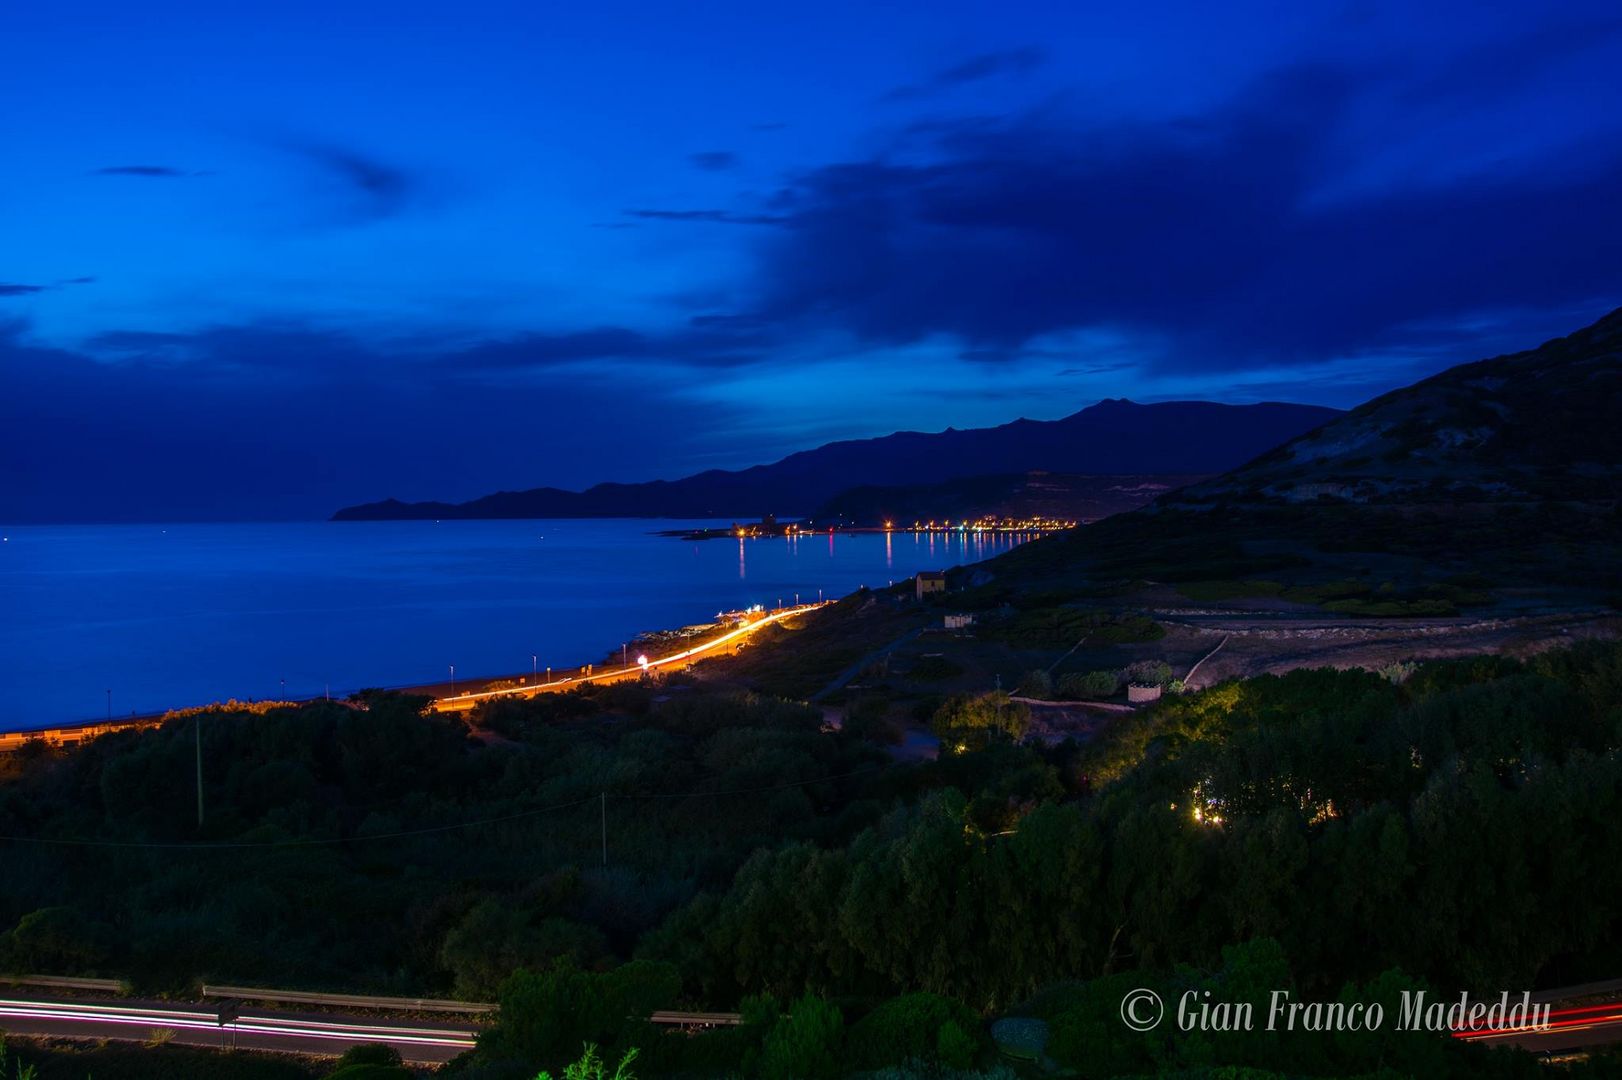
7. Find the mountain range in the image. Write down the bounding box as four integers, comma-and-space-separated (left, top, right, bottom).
993, 306, 1622, 602
332, 399, 1341, 521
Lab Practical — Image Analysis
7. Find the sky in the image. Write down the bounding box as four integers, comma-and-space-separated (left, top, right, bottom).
3, 0, 1621, 521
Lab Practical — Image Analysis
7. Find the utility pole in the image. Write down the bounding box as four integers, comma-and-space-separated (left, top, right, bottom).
600, 792, 607, 868
195, 718, 205, 828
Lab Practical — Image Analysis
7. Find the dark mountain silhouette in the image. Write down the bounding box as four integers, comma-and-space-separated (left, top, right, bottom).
991, 306, 1622, 603
1172, 305, 1622, 506
332, 399, 1340, 520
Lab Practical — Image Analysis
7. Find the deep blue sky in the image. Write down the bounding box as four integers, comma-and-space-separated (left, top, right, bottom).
4, 1, 1621, 521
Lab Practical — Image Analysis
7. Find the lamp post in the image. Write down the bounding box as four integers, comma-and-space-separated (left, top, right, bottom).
532, 654, 538, 679
450, 664, 456, 695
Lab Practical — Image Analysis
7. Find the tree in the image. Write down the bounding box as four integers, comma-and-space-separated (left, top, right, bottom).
761, 993, 843, 1080
532, 1043, 638, 1080
933, 691, 1030, 750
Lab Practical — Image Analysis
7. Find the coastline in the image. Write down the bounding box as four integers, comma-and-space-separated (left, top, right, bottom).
0, 602, 828, 750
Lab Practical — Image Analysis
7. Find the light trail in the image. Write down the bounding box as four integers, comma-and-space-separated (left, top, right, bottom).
0, 996, 478, 1051
1454, 1000, 1622, 1042
433, 602, 826, 710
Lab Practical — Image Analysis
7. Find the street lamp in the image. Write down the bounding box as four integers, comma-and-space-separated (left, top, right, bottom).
450, 664, 456, 694
532, 654, 538, 680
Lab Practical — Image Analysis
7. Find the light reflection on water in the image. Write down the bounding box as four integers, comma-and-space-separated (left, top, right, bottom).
0, 519, 1038, 727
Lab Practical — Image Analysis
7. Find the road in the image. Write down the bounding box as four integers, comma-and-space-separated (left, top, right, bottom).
431, 603, 826, 712
0, 993, 478, 1064
1454, 982, 1622, 1054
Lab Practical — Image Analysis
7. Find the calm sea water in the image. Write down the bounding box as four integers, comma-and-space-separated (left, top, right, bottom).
0, 520, 1031, 729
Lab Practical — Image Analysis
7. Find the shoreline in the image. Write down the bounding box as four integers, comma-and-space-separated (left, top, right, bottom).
0, 602, 829, 750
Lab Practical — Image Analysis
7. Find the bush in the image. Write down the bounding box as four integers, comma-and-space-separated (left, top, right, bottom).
333, 1044, 402, 1068
325, 1065, 413, 1080
1016, 670, 1053, 699
1121, 660, 1174, 688
1058, 670, 1118, 699
761, 993, 843, 1080
846, 992, 982, 1070
932, 692, 1030, 749
843, 695, 904, 745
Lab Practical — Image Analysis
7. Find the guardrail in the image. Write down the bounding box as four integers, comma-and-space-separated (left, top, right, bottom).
200, 984, 742, 1027
201, 984, 496, 1014
0, 975, 127, 994
8, 976, 743, 1028
650, 1010, 743, 1028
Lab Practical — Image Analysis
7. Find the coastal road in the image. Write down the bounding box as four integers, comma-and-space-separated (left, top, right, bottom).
0, 994, 478, 1064
1457, 998, 1622, 1053
1455, 980, 1622, 1054
431, 602, 827, 712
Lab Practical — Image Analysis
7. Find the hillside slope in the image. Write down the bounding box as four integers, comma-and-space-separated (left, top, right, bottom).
988, 308, 1622, 603
1179, 306, 1622, 506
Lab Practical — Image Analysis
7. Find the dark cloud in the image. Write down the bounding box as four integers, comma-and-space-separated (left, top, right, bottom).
0, 319, 741, 522
0, 277, 93, 297
286, 141, 417, 222
739, 60, 1622, 372
625, 207, 789, 226
689, 150, 738, 171
883, 46, 1047, 102
444, 320, 767, 372
86, 330, 193, 351
93, 165, 193, 178
446, 328, 649, 369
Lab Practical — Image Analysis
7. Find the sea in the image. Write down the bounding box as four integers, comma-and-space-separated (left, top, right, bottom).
0, 519, 1033, 730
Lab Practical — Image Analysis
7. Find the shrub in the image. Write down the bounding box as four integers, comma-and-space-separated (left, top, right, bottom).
1121, 660, 1174, 688
334, 1044, 403, 1068
761, 993, 843, 1080
846, 992, 982, 1070
326, 1065, 413, 1080
1016, 670, 1053, 699
1058, 670, 1119, 699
